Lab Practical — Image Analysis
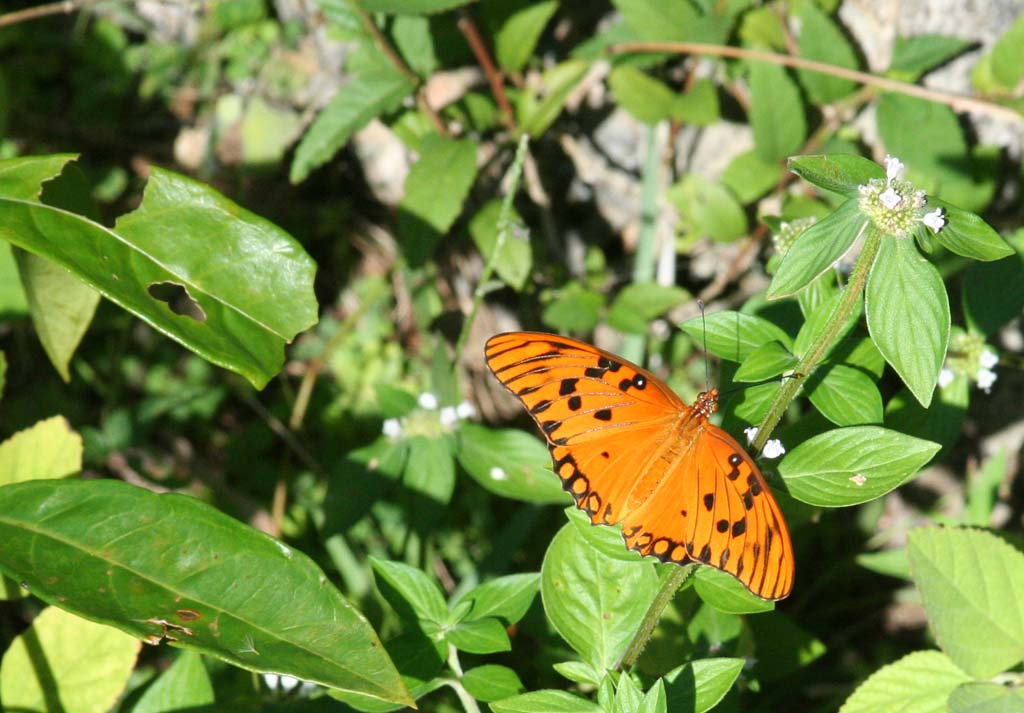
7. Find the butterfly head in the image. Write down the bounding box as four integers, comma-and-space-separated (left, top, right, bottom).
694, 388, 719, 419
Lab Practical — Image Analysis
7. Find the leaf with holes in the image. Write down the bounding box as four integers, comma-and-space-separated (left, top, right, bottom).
0, 156, 318, 389
0, 479, 411, 706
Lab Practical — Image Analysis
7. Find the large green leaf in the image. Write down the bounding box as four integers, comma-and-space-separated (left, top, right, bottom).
663, 658, 745, 713
0, 416, 82, 485
796, 3, 858, 103
485, 0, 560, 73
928, 199, 1013, 261
807, 364, 883, 426
0, 606, 140, 713
788, 154, 884, 198
780, 426, 939, 506
457, 423, 568, 504
890, 35, 972, 82
609, 65, 677, 124
610, 0, 696, 43
0, 479, 412, 705
680, 310, 792, 363
0, 157, 318, 389
541, 524, 658, 671
908, 528, 1024, 678
491, 689, 603, 713
839, 650, 971, 713
866, 236, 950, 408
132, 651, 214, 713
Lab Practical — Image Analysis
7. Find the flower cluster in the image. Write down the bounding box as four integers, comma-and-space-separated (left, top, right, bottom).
772, 216, 817, 257
744, 427, 786, 459
382, 392, 476, 439
938, 331, 999, 394
858, 156, 945, 238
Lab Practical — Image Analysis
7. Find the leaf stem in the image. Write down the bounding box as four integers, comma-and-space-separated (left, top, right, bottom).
752, 222, 878, 452
0, 0, 91, 27
619, 564, 696, 670
445, 644, 482, 713
608, 41, 1022, 124
457, 8, 516, 130
453, 134, 530, 366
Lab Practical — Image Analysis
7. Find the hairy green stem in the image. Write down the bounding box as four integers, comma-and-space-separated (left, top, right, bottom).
445, 643, 482, 713
752, 221, 877, 452
454, 135, 530, 368
619, 564, 697, 670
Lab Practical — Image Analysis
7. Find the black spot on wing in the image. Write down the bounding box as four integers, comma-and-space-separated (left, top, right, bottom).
594, 409, 612, 421
703, 493, 715, 511
559, 378, 578, 396
568, 395, 582, 411
732, 518, 747, 536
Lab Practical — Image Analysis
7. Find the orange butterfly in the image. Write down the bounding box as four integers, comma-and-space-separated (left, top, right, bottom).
485, 332, 794, 601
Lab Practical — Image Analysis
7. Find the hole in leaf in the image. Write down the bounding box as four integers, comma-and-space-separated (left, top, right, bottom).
147, 281, 207, 322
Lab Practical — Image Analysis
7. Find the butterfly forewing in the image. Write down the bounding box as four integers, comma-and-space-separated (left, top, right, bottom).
484, 331, 795, 601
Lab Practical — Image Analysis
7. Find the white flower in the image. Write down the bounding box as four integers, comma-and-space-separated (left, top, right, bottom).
921, 208, 945, 233
976, 368, 997, 393
382, 418, 403, 438
417, 392, 438, 410
979, 349, 999, 369
489, 466, 507, 481
884, 155, 905, 182
455, 401, 476, 419
937, 368, 955, 388
744, 427, 759, 444
439, 406, 459, 426
879, 187, 902, 209
762, 439, 786, 459
264, 673, 300, 692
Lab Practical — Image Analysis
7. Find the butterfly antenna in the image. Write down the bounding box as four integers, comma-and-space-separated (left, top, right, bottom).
698, 299, 710, 392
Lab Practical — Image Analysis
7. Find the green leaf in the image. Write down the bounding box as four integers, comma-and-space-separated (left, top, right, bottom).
520, 59, 590, 137
807, 364, 883, 426
0, 243, 28, 317
890, 35, 972, 82
989, 13, 1024, 89
553, 661, 601, 686
491, 690, 604, 713
371, 557, 448, 627
747, 612, 827, 681
607, 283, 689, 335
614, 672, 643, 712
638, 679, 667, 713
392, 15, 438, 77
330, 631, 445, 711
963, 247, 1024, 337
663, 658, 745, 713
767, 199, 866, 299
0, 157, 318, 389
839, 650, 971, 713
447, 616, 511, 654
908, 527, 1024, 678
668, 174, 748, 242
610, 0, 696, 43
0, 606, 140, 713
680, 310, 792, 363
929, 199, 1013, 261
13, 250, 99, 382
866, 236, 950, 407
290, 62, 412, 183
693, 567, 774, 614
609, 65, 677, 124
132, 651, 214, 713
722, 149, 783, 203
542, 281, 604, 333
793, 288, 862, 361
400, 134, 479, 265
734, 341, 797, 382
0, 416, 82, 485
885, 376, 969, 460
788, 154, 885, 198
673, 78, 720, 126
0, 350, 5, 401
470, 199, 532, 291
484, 0, 559, 73
780, 426, 940, 506
541, 523, 659, 670
796, 3, 858, 102
948, 682, 1024, 713
404, 434, 455, 504
358, 0, 471, 14
748, 61, 806, 161
0, 479, 411, 705
565, 507, 647, 564
457, 423, 567, 504
461, 665, 524, 702
856, 548, 910, 580
454, 572, 540, 625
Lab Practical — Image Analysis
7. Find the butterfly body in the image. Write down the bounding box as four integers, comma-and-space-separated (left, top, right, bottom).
485, 332, 794, 600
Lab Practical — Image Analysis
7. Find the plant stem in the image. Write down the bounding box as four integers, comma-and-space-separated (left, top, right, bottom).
445, 644, 482, 713
608, 41, 1022, 124
0, 0, 90, 27
619, 564, 696, 670
620, 123, 663, 364
457, 9, 516, 130
752, 221, 877, 452
453, 134, 530, 366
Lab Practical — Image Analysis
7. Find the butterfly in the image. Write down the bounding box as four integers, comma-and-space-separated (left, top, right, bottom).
485, 332, 794, 601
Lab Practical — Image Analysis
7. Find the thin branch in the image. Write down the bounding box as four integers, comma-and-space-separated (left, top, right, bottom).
609, 41, 1023, 123
456, 9, 516, 130
0, 0, 85, 27
354, 5, 449, 136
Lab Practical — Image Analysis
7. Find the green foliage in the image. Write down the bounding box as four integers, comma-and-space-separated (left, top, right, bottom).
1, 2, 1023, 711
